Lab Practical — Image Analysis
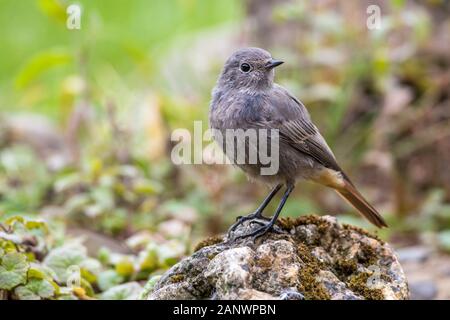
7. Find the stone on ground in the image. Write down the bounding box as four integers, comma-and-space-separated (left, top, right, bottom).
143, 215, 409, 300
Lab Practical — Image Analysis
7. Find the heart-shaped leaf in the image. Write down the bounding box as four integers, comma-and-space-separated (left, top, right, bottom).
0, 252, 29, 290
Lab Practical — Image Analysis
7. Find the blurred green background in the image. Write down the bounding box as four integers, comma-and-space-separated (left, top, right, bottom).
0, 0, 449, 299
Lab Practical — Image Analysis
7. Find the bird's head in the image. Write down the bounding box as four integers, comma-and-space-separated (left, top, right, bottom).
217, 47, 283, 91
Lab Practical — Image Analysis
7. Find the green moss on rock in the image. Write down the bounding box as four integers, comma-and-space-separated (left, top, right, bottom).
194, 235, 224, 252
296, 243, 330, 300
277, 216, 389, 300
343, 224, 384, 244
358, 242, 380, 266
277, 215, 330, 231
348, 273, 384, 300
170, 274, 185, 283
334, 258, 358, 277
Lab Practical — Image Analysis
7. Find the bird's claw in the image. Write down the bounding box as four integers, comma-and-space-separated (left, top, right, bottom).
232, 222, 278, 243
228, 211, 268, 233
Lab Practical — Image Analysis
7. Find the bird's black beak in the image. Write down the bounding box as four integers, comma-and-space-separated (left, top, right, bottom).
265, 59, 284, 70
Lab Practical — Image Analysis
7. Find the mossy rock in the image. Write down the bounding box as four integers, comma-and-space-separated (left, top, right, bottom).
143, 215, 409, 300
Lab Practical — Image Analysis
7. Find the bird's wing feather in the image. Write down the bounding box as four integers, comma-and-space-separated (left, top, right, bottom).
281, 120, 342, 171
263, 85, 343, 173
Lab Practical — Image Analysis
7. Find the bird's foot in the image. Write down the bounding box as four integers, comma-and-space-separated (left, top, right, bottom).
227, 211, 269, 236
233, 221, 281, 243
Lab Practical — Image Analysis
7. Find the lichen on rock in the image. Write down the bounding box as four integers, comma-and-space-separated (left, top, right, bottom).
143, 215, 409, 300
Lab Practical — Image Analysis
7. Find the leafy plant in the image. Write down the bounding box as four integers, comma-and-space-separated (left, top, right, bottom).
0, 216, 187, 300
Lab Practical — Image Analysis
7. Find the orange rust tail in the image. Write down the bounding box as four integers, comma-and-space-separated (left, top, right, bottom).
336, 179, 388, 228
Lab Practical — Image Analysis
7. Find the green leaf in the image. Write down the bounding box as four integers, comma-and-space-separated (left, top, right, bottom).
115, 258, 135, 277
37, 0, 67, 23
138, 247, 159, 272
0, 252, 29, 290
100, 209, 128, 234
100, 282, 142, 300
27, 266, 47, 280
97, 270, 124, 291
133, 180, 163, 195
25, 220, 48, 233
14, 279, 55, 300
43, 244, 101, 284
91, 187, 115, 210
43, 244, 86, 282
80, 266, 97, 284
15, 50, 72, 88
4, 216, 25, 226
97, 247, 111, 265
28, 263, 58, 281
80, 278, 95, 297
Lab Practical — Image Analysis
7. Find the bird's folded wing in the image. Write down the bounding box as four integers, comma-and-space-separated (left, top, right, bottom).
263, 86, 343, 174
280, 119, 342, 173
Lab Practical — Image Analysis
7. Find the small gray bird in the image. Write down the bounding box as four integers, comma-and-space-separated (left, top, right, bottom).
209, 47, 387, 239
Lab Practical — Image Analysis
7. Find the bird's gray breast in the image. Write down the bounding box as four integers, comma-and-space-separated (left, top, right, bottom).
210, 89, 267, 129
209, 89, 283, 180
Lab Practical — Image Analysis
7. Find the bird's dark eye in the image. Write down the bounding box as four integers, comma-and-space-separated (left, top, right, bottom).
240, 63, 251, 73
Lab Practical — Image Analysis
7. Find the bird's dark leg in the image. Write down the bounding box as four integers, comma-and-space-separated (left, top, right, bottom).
227, 184, 282, 235
234, 184, 295, 241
